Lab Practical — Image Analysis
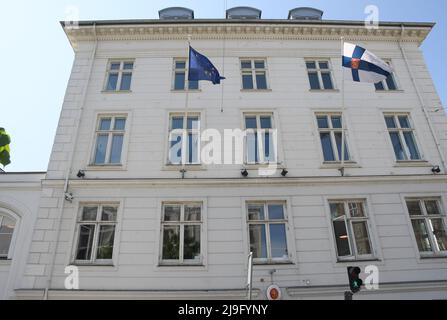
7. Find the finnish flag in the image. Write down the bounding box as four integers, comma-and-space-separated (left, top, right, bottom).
343, 42, 393, 83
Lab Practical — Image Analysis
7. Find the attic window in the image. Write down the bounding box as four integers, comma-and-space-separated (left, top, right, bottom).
226, 6, 262, 20
159, 7, 194, 20
288, 7, 323, 20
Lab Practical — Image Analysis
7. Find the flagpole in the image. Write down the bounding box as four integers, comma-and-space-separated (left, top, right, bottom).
182, 35, 192, 175
340, 37, 346, 175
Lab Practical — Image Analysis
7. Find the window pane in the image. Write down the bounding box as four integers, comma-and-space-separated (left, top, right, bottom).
248, 205, 265, 220
101, 207, 117, 221
308, 72, 320, 90
320, 132, 335, 161
114, 118, 126, 131
184, 225, 201, 260
162, 225, 180, 260
269, 224, 288, 259
384, 116, 396, 128
331, 116, 342, 129
330, 203, 345, 218
335, 132, 350, 161
375, 82, 385, 91
187, 117, 199, 130
425, 200, 441, 216
398, 116, 410, 129
185, 205, 201, 221
246, 131, 258, 163
333, 221, 351, 257
406, 201, 422, 216
174, 72, 185, 90
171, 117, 184, 130
268, 204, 284, 220
164, 205, 181, 221
120, 73, 132, 91
263, 131, 275, 162
99, 118, 111, 131
254, 61, 265, 69
352, 221, 372, 255
94, 134, 108, 164
0, 234, 13, 256
110, 62, 120, 70
109, 134, 123, 164
96, 225, 115, 259
175, 61, 186, 69
242, 74, 254, 89
188, 80, 199, 90
430, 219, 447, 251
169, 133, 182, 164
82, 206, 98, 221
241, 60, 252, 69
106, 73, 118, 91
318, 61, 329, 69
123, 62, 134, 70
306, 61, 316, 69
411, 219, 432, 252
187, 133, 199, 163
317, 116, 329, 129
0, 217, 15, 233
245, 117, 257, 129
76, 225, 95, 260
249, 224, 267, 259
260, 116, 272, 129
321, 72, 333, 89
348, 202, 365, 217
386, 75, 397, 90
389, 132, 406, 160
403, 132, 420, 160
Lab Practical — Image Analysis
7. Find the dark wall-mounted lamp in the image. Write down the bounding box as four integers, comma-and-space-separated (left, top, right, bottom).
77, 170, 85, 178
241, 169, 248, 177
432, 165, 441, 174
281, 169, 288, 177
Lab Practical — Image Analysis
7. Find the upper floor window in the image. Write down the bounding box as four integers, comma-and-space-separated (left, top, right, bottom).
306, 60, 334, 90
74, 204, 118, 264
168, 113, 200, 165
247, 202, 289, 263
375, 60, 398, 91
105, 60, 134, 92
92, 115, 126, 165
173, 59, 199, 91
160, 203, 202, 265
244, 113, 276, 164
406, 198, 447, 255
0, 215, 16, 259
240, 59, 268, 90
316, 113, 350, 162
329, 200, 374, 260
384, 113, 421, 161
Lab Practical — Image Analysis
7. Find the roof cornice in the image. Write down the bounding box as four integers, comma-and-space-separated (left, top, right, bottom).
62, 20, 434, 50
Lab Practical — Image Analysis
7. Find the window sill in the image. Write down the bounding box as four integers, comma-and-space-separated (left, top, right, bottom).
244, 163, 284, 170
162, 164, 206, 171
86, 164, 126, 171
0, 258, 12, 265
253, 260, 294, 266
101, 90, 132, 94
393, 160, 431, 168
320, 162, 360, 169
420, 254, 447, 260
240, 89, 272, 92
337, 258, 381, 263
158, 264, 205, 267
71, 263, 115, 267
309, 89, 340, 92
171, 89, 202, 93
375, 89, 404, 93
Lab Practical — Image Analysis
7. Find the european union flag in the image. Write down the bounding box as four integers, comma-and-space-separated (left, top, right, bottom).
188, 46, 225, 84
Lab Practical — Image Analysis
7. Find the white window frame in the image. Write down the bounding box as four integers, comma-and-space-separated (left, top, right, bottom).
246, 201, 291, 264
375, 59, 399, 91
240, 58, 269, 90
315, 113, 352, 163
305, 59, 336, 90
405, 197, 447, 257
159, 202, 203, 266
90, 114, 127, 166
243, 112, 277, 165
384, 113, 423, 161
172, 58, 200, 91
0, 211, 18, 260
103, 60, 134, 92
72, 204, 119, 265
328, 200, 375, 261
167, 112, 201, 165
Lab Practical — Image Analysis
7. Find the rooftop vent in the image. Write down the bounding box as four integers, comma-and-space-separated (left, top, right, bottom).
226, 6, 262, 19
159, 7, 194, 20
288, 7, 323, 20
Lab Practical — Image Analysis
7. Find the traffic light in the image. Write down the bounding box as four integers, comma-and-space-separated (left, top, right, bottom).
347, 266, 363, 293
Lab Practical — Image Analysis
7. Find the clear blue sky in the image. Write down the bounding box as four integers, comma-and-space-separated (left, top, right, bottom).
1, 0, 446, 172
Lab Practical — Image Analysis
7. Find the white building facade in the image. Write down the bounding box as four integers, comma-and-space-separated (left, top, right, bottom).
2, 7, 447, 299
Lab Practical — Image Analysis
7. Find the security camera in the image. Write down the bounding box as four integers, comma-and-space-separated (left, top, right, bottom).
64, 192, 74, 202
432, 166, 441, 174
77, 170, 85, 178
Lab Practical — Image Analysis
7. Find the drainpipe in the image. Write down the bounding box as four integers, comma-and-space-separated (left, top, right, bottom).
43, 23, 98, 300
398, 24, 447, 173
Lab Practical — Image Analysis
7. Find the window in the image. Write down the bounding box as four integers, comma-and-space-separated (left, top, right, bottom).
0, 215, 16, 259
247, 202, 289, 263
384, 113, 421, 161
244, 114, 276, 164
168, 113, 200, 165
329, 200, 374, 260
104, 60, 134, 92
74, 204, 118, 264
240, 59, 268, 90
406, 198, 447, 255
173, 59, 199, 91
160, 203, 202, 265
92, 115, 126, 165
375, 60, 398, 91
316, 113, 350, 162
306, 60, 334, 90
